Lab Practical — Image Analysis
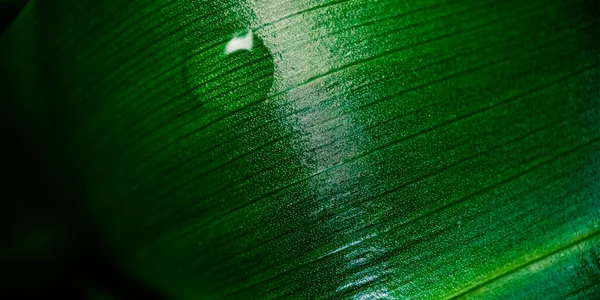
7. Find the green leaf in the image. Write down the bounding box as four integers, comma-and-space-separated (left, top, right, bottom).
3, 0, 599, 298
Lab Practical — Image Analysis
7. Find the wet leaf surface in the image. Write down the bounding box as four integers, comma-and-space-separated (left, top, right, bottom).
3, 0, 599, 298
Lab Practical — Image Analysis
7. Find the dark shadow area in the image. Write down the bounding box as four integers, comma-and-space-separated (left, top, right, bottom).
0, 0, 27, 35
0, 4, 166, 299
0, 91, 167, 300
0, 101, 167, 300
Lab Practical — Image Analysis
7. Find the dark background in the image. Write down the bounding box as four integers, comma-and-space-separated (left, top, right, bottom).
0, 2, 164, 299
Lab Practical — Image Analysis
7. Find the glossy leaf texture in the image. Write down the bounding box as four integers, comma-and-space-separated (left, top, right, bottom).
4, 0, 599, 298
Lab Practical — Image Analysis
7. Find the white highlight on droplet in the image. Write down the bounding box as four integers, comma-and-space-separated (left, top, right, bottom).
224, 30, 253, 54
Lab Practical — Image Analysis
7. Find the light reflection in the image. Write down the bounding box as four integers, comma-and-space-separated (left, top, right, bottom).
246, 0, 387, 297
336, 245, 394, 298
224, 29, 253, 54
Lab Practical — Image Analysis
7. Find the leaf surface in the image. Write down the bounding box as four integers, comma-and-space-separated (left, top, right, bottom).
4, 0, 599, 298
